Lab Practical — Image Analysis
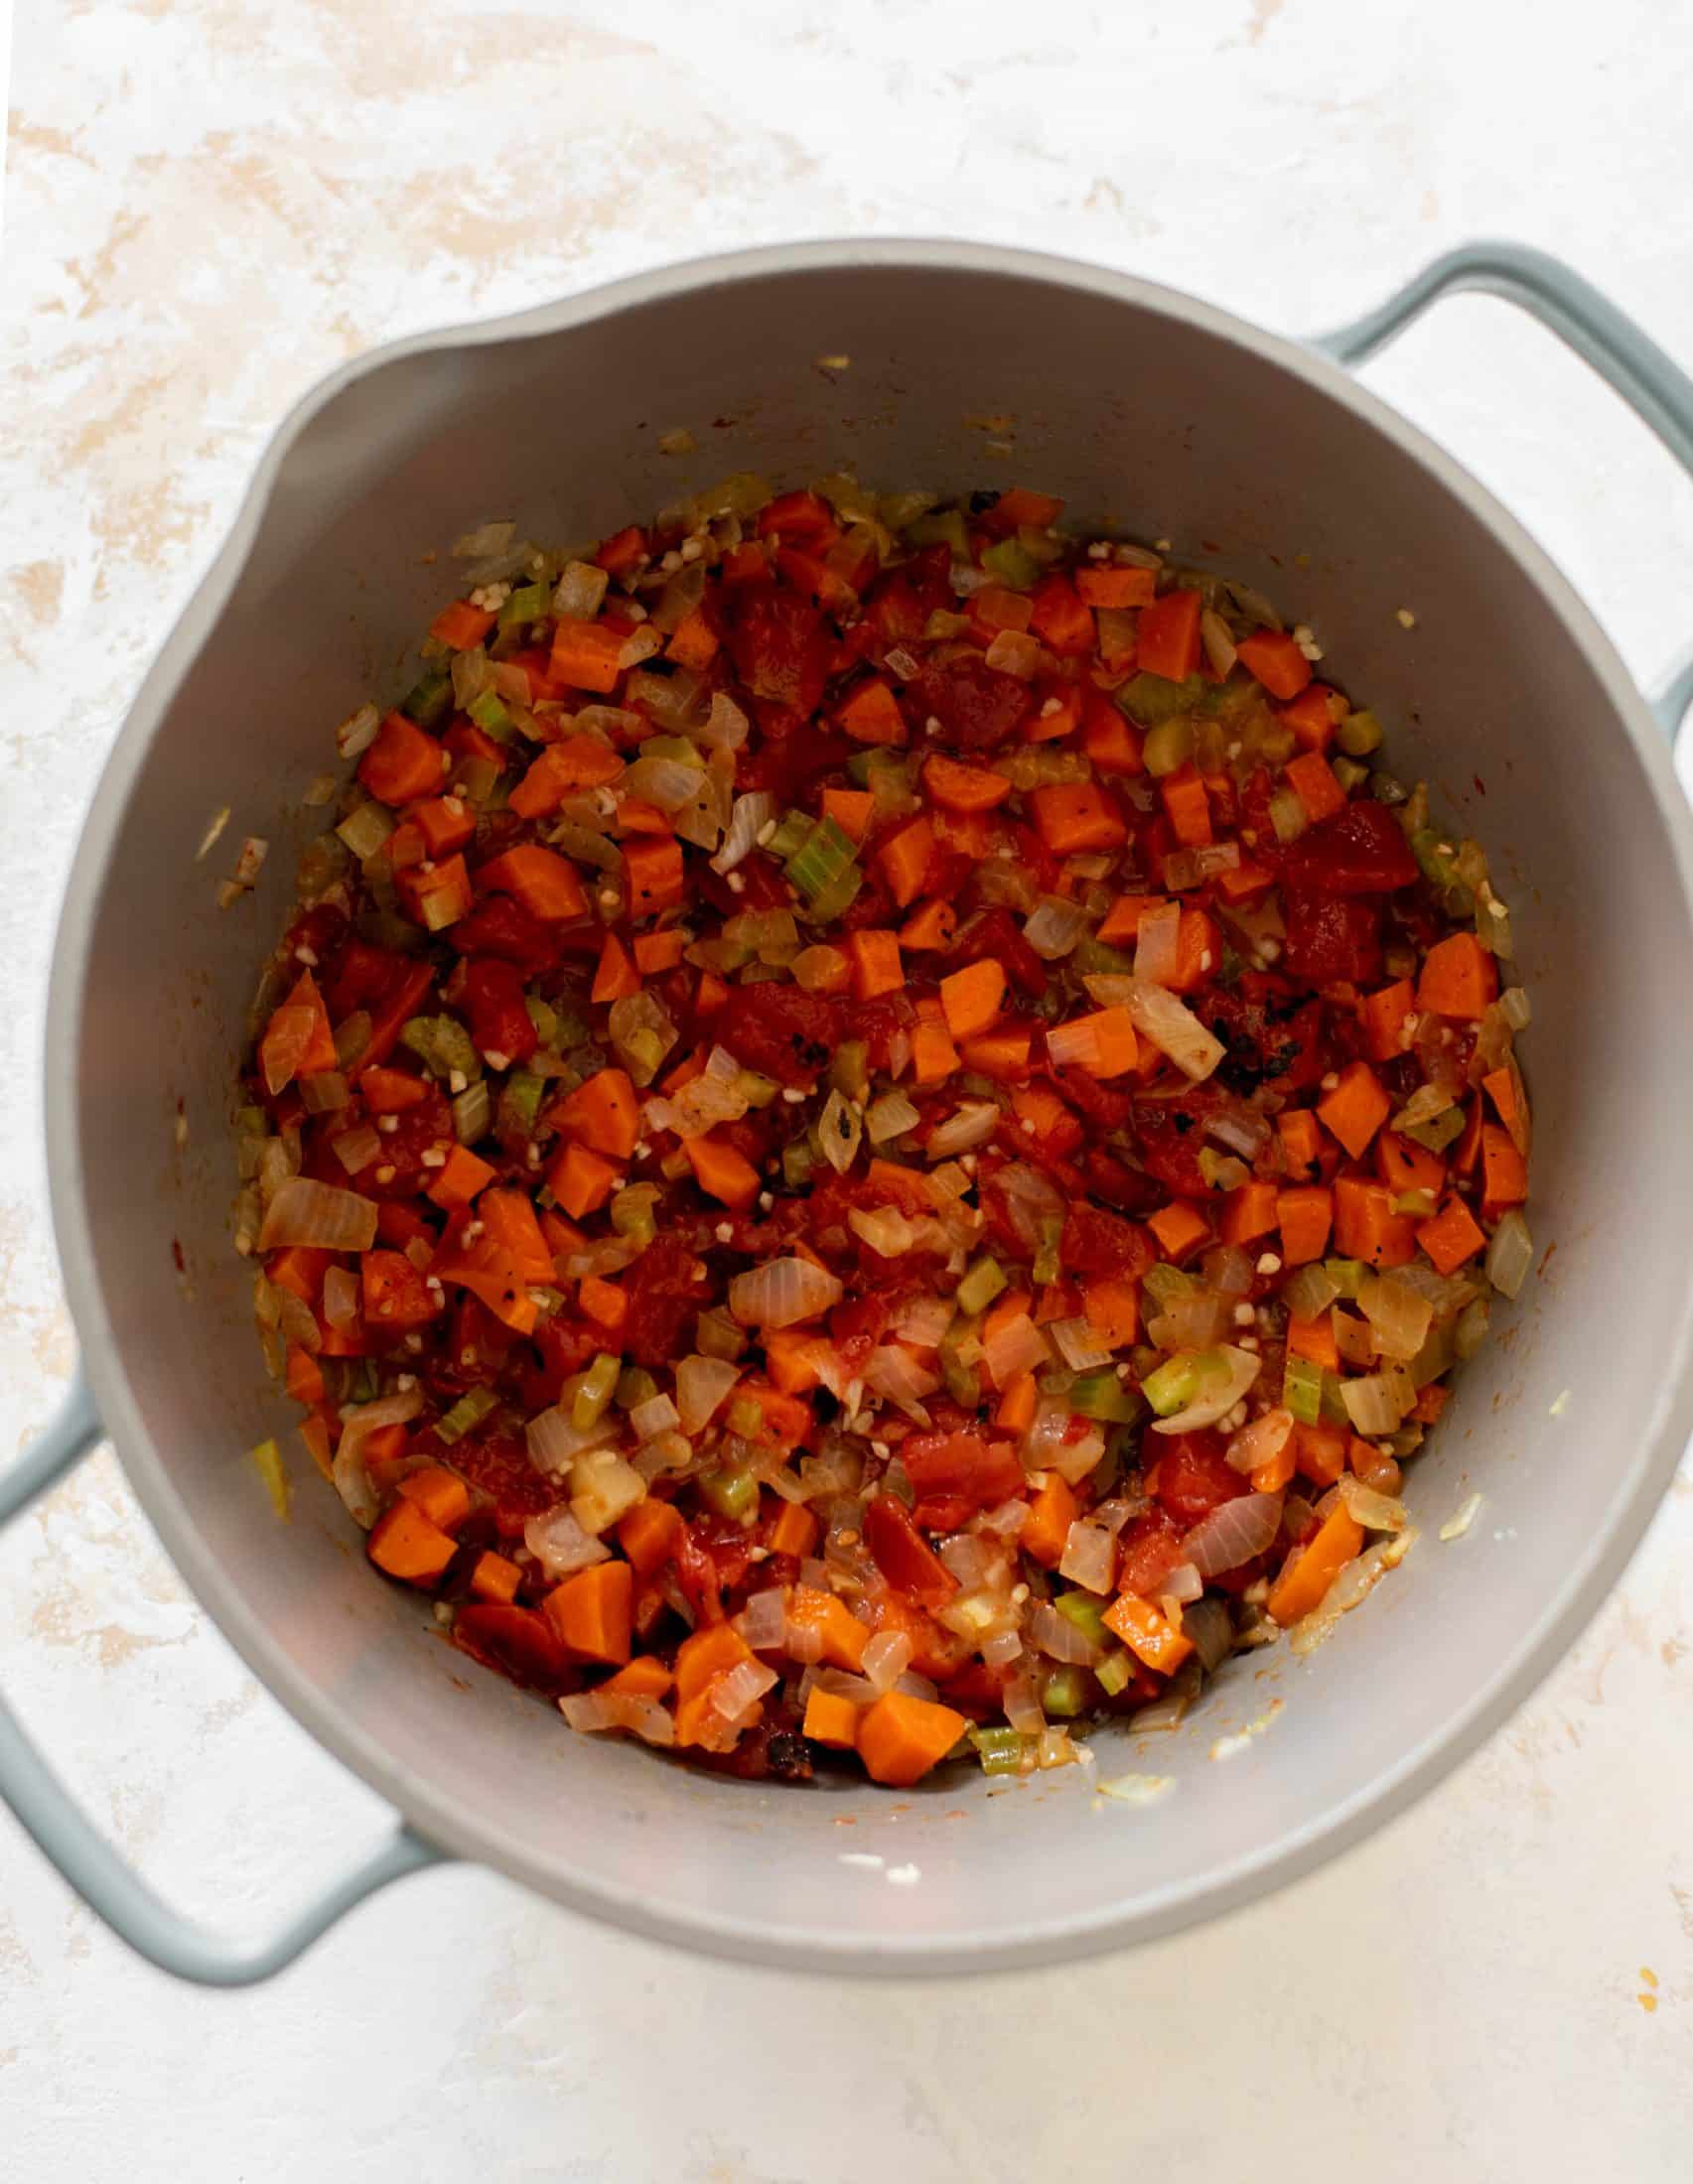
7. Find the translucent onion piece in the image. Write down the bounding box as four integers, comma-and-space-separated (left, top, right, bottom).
1338, 1477, 1408, 1533
1485, 1208, 1533, 1300
335, 702, 381, 759
1003, 1673, 1047, 1732
1048, 1317, 1113, 1371
568, 1446, 647, 1536
1029, 1602, 1101, 1666
983, 629, 1041, 678
847, 1205, 917, 1257
711, 791, 776, 874
1149, 1345, 1262, 1433
981, 1310, 1051, 1388
862, 1630, 914, 1695
818, 1088, 863, 1176
1058, 1520, 1117, 1594
1183, 1593, 1234, 1674
1182, 1491, 1282, 1576
524, 1506, 611, 1577
675, 1354, 742, 1435
1087, 975, 1224, 1082
1357, 1274, 1434, 1362
924, 1101, 1000, 1160
1160, 1561, 1203, 1605
630, 1392, 681, 1442
1146, 1290, 1233, 1353
333, 1390, 423, 1530
322, 1265, 360, 1332
862, 1343, 940, 1419
1225, 1406, 1294, 1474
1023, 893, 1090, 960
1133, 901, 1182, 987
696, 691, 751, 751
1199, 607, 1237, 678
621, 753, 704, 813
866, 1089, 920, 1144
257, 1176, 378, 1253
892, 1293, 956, 1348
708, 1657, 778, 1721
261, 1005, 318, 1097
729, 1257, 844, 1329
938, 1534, 994, 1589
299, 1070, 350, 1115
524, 1403, 620, 1476
331, 1123, 382, 1176
738, 1587, 788, 1650
1203, 1105, 1268, 1159
1340, 1367, 1416, 1436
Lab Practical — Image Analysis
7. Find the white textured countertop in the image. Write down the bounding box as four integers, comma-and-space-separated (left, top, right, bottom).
6, 2, 1693, 2175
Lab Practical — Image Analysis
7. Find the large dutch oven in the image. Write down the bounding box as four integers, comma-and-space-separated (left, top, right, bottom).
5, 240, 1693, 1983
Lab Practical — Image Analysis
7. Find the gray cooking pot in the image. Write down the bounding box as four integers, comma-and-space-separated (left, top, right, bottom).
6, 239, 1693, 1984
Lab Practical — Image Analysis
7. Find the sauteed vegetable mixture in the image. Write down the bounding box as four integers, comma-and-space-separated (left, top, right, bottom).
236, 478, 1531, 1787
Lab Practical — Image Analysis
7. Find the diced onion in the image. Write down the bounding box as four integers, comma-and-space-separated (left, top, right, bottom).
730, 1257, 844, 1328
863, 1630, 914, 1694
924, 1102, 1000, 1159
335, 703, 381, 759
630, 1392, 681, 1442
524, 1506, 611, 1576
738, 1587, 788, 1650
892, 1293, 955, 1347
1029, 1603, 1100, 1666
1340, 1368, 1415, 1436
621, 753, 703, 813
1046, 1016, 1110, 1073
1358, 1274, 1434, 1362
1484, 1208, 1533, 1300
1049, 1317, 1113, 1371
331, 1124, 382, 1176
333, 1390, 422, 1529
1199, 608, 1237, 678
675, 1354, 742, 1435
1023, 894, 1090, 961
696, 691, 751, 751
1146, 1290, 1232, 1352
1181, 1491, 1282, 1576
1160, 1561, 1203, 1605
1225, 1407, 1294, 1474
525, 1403, 620, 1476
322, 1265, 360, 1331
866, 1089, 920, 1144
257, 1176, 378, 1253
1003, 1673, 1047, 1731
1058, 1521, 1117, 1594
1087, 975, 1224, 1083
982, 1310, 1051, 1388
863, 1343, 940, 1419
711, 791, 775, 874
818, 1088, 863, 1175
1339, 1477, 1408, 1533
1149, 1345, 1262, 1433
709, 1657, 778, 1722
984, 629, 1041, 678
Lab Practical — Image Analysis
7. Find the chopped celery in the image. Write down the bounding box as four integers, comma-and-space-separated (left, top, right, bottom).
786, 816, 858, 904
1332, 755, 1371, 794
1318, 1371, 1351, 1428
1322, 1258, 1367, 1299
336, 800, 395, 861
970, 1724, 1028, 1776
830, 1038, 870, 1101
846, 748, 906, 788
981, 538, 1041, 590
1411, 827, 1465, 896
524, 995, 560, 1047
942, 1357, 981, 1409
1118, 672, 1202, 727
728, 1394, 764, 1437
1215, 944, 1245, 986
451, 1080, 492, 1145
1142, 719, 1197, 777
767, 809, 813, 861
249, 1437, 290, 1520
1069, 1369, 1139, 1423
498, 582, 550, 629
572, 1353, 622, 1433
1394, 1188, 1439, 1218
699, 1462, 759, 1524
468, 689, 517, 742
400, 670, 453, 728
955, 1256, 1008, 1316
502, 1070, 545, 1131
1283, 1353, 1325, 1425
736, 1069, 779, 1109
1072, 937, 1135, 977
612, 1183, 661, 1243
1141, 1354, 1201, 1418
617, 1366, 659, 1412
1337, 708, 1383, 756
1095, 1648, 1133, 1698
1033, 1213, 1063, 1290
803, 862, 863, 924
1054, 1591, 1110, 1648
437, 1385, 498, 1445
696, 1307, 747, 1362
1401, 1104, 1466, 1155
1042, 1666, 1086, 1718
402, 1015, 481, 1083
1142, 1263, 1196, 1310
345, 1360, 377, 1406
908, 508, 970, 555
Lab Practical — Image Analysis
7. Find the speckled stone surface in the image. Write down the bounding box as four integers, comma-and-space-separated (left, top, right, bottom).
6, 3, 1693, 2175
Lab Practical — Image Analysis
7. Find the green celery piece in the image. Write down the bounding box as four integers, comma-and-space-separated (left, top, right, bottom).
981, 538, 1041, 590
955, 1257, 1008, 1317
728, 1394, 764, 1437
699, 1463, 759, 1523
802, 862, 863, 925
1095, 1649, 1133, 1697
1117, 671, 1201, 727
970, 1724, 1027, 1776
786, 816, 857, 903
1042, 1666, 1086, 1718
1072, 937, 1135, 977
766, 809, 814, 862
1068, 1369, 1139, 1424
1322, 1258, 1367, 1299
572, 1353, 622, 1433
1283, 1353, 1324, 1426
781, 1139, 815, 1189
1032, 1213, 1063, 1290
942, 1358, 981, 1409
830, 1039, 870, 1101
503, 1071, 545, 1131
468, 689, 516, 743
1142, 719, 1196, 777
617, 1366, 659, 1411
1142, 1353, 1201, 1418
908, 508, 970, 555
1054, 1591, 1110, 1648
436, 1385, 497, 1445
498, 582, 551, 629
524, 995, 560, 1047
401, 1015, 481, 1083
400, 670, 453, 729
1336, 708, 1383, 756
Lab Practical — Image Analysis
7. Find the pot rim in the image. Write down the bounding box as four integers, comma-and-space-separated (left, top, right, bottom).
44, 236, 1693, 1975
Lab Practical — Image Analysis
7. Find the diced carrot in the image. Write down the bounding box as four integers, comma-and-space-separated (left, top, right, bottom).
358, 712, 448, 805
1292, 1422, 1347, 1487
740, 1380, 812, 1452
1165, 907, 1218, 997
1376, 1130, 1446, 1198
970, 585, 1034, 635
1135, 589, 1202, 682
1481, 1064, 1530, 1155
666, 607, 719, 671
1417, 1196, 1487, 1275
397, 1464, 472, 1534
360, 1250, 439, 1332
787, 1584, 868, 1672
912, 1021, 960, 1084
1287, 1311, 1340, 1372
430, 600, 498, 650
478, 844, 589, 923
837, 677, 908, 746
1284, 751, 1346, 822
1220, 1179, 1279, 1246
633, 928, 687, 976
622, 836, 684, 918
769, 1502, 821, 1560
603, 1656, 675, 1702
367, 1501, 457, 1585
1452, 1096, 1483, 1178
1083, 1275, 1140, 1349
995, 1367, 1039, 1436
618, 1497, 684, 1576
923, 752, 1013, 812
470, 1550, 522, 1604
579, 1274, 627, 1333
1332, 1176, 1417, 1269
410, 796, 476, 859
1147, 1200, 1210, 1262
672, 1622, 756, 1744
1214, 861, 1275, 903
1480, 1123, 1528, 1221
1317, 1060, 1390, 1160
980, 486, 1064, 531
1096, 892, 1169, 946
939, 959, 1006, 1039
695, 968, 730, 1016
1010, 1082, 1079, 1151
298, 1415, 334, 1481
1251, 1441, 1298, 1494
1276, 1183, 1334, 1267
856, 1690, 967, 1786
803, 1687, 863, 1749
396, 853, 474, 933
849, 929, 905, 1002
932, 808, 992, 861
1103, 1590, 1194, 1674
591, 932, 641, 1004
1278, 1109, 1324, 1181
362, 1424, 411, 1468
509, 737, 625, 818
1236, 629, 1314, 701
360, 1066, 429, 1113
1024, 685, 1082, 744
551, 1068, 639, 1160
476, 1190, 552, 1284
1021, 1472, 1078, 1568
1052, 1005, 1138, 1078
1081, 695, 1144, 775
267, 1246, 332, 1303
257, 969, 340, 1094
958, 1028, 1032, 1081
1417, 931, 1498, 1021
1030, 780, 1127, 854
820, 787, 876, 845
284, 1344, 326, 1407
549, 617, 627, 695
595, 525, 647, 577
1279, 683, 1342, 751
1267, 1504, 1363, 1625
755, 1330, 819, 1397
879, 816, 934, 909
542, 1562, 633, 1665
1075, 564, 1156, 609
549, 1141, 621, 1220
686, 1132, 761, 1211
1159, 762, 1212, 848
1359, 979, 1416, 1061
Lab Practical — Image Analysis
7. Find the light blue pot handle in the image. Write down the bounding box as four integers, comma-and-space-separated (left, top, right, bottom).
1315, 239, 1693, 743
0, 1367, 447, 1984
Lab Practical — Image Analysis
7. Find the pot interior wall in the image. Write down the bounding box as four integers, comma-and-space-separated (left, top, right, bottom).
59, 256, 1693, 1958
